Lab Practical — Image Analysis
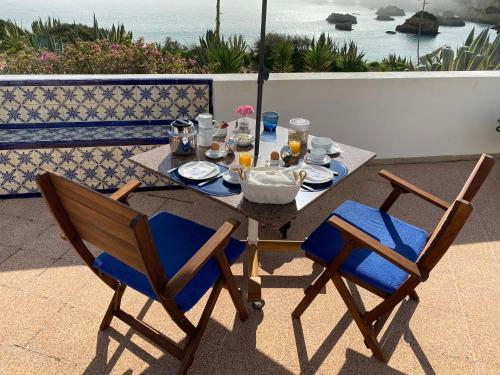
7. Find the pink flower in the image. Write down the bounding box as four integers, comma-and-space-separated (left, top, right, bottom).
235, 105, 255, 117
189, 58, 197, 65
110, 43, 120, 50
39, 51, 58, 62
91, 44, 102, 53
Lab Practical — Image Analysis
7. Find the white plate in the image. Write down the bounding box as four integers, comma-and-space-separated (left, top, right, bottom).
205, 150, 227, 159
304, 154, 332, 166
222, 172, 241, 185
178, 161, 220, 181
298, 163, 334, 184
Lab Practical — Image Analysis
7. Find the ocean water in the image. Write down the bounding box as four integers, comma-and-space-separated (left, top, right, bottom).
0, 0, 494, 62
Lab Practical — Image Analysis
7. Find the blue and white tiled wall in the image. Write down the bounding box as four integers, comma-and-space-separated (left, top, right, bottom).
0, 78, 213, 197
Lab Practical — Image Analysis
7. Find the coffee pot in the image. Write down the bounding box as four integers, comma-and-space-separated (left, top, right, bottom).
168, 119, 197, 155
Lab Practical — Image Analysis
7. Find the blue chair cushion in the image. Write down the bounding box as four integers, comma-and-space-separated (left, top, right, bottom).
302, 200, 428, 294
93, 212, 246, 312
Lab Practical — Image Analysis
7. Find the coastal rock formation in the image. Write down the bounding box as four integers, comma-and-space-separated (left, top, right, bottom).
437, 12, 466, 27
326, 13, 357, 24
376, 15, 395, 21
386, 30, 397, 34
335, 23, 353, 31
396, 11, 439, 36
376, 5, 405, 17
459, 6, 500, 25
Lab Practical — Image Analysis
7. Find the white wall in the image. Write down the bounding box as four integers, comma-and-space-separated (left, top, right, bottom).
3, 72, 499, 159
210, 72, 500, 159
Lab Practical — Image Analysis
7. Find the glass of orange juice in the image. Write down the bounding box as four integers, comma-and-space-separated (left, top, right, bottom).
239, 152, 252, 167
289, 140, 301, 156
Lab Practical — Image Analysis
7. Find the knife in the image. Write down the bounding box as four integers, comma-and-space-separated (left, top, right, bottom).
198, 173, 223, 187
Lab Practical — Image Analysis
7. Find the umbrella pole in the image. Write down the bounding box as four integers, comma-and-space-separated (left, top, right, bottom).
253, 0, 269, 166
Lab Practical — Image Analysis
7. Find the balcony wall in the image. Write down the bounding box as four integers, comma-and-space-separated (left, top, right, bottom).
2, 72, 499, 160
210, 72, 500, 160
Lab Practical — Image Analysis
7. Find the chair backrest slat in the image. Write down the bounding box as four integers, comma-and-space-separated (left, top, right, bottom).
39, 171, 149, 274
417, 199, 472, 272
417, 154, 494, 274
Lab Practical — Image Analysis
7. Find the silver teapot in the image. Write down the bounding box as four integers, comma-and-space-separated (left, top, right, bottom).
168, 119, 198, 156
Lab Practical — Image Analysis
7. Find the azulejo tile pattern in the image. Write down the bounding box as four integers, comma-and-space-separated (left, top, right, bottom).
0, 78, 212, 197
0, 80, 211, 127
0, 145, 165, 196
0, 125, 169, 148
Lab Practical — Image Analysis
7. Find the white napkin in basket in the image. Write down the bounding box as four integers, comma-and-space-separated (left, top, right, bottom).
246, 168, 297, 186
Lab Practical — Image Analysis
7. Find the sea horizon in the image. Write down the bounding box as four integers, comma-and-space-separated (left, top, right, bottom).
0, 0, 495, 62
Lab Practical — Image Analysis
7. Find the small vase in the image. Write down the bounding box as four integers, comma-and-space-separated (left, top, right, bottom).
239, 117, 250, 133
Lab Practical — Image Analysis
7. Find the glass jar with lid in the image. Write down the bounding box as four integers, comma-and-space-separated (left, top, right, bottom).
288, 118, 310, 145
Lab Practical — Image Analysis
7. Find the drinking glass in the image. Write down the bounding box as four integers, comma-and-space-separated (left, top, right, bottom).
262, 111, 279, 133
239, 152, 252, 168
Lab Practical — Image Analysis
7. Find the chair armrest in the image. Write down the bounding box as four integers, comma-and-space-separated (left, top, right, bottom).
164, 219, 241, 297
328, 216, 422, 279
379, 170, 450, 210
110, 180, 141, 204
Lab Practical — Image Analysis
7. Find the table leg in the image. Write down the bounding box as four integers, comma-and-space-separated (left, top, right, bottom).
247, 218, 264, 309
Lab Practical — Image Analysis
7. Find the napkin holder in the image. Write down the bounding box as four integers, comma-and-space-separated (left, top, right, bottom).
238, 167, 306, 204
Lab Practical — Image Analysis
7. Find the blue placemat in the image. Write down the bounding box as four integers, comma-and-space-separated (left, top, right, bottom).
169, 164, 242, 197
301, 159, 349, 192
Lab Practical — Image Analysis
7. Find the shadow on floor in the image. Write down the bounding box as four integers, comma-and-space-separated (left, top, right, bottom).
82, 297, 292, 374
292, 280, 436, 375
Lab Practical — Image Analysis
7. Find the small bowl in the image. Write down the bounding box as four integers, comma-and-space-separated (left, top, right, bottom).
233, 134, 255, 147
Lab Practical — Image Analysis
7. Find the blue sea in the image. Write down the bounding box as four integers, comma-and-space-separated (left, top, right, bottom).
0, 0, 495, 62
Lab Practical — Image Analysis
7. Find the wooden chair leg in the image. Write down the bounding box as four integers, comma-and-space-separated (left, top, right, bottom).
100, 283, 126, 331
331, 273, 387, 362
408, 290, 419, 302
215, 253, 248, 321
292, 268, 331, 319
179, 280, 224, 375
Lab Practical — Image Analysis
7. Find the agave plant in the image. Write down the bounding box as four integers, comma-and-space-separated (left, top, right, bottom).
334, 41, 367, 72
30, 18, 64, 52
418, 28, 500, 71
199, 30, 247, 73
0, 20, 30, 52
381, 53, 414, 71
271, 39, 294, 72
303, 33, 335, 72
92, 15, 132, 44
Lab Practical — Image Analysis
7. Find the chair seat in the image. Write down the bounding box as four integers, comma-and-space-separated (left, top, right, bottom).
302, 200, 428, 294
93, 212, 246, 312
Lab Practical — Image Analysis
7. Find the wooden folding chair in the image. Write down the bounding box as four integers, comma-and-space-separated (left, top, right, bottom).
36, 171, 248, 374
292, 154, 494, 362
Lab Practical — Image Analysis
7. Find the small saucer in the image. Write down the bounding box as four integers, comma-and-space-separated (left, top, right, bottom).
265, 160, 285, 167
222, 172, 240, 185
304, 154, 332, 166
326, 146, 341, 156
205, 150, 227, 159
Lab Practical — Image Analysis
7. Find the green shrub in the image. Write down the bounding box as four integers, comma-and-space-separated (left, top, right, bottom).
303, 33, 336, 72
255, 33, 311, 72
271, 39, 294, 72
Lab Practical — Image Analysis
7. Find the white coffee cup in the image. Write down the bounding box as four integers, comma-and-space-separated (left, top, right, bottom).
198, 127, 217, 147
196, 113, 217, 129
310, 148, 326, 162
311, 137, 334, 153
229, 166, 241, 181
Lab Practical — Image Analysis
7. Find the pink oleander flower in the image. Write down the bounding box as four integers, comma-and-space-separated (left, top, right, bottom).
235, 105, 255, 117
110, 43, 120, 50
189, 58, 197, 65
39, 51, 58, 62
91, 44, 102, 53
